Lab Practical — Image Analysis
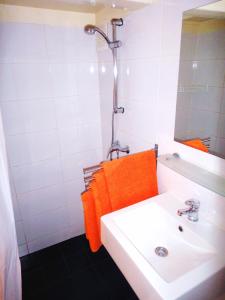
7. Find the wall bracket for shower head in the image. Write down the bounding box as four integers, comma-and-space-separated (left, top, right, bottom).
111, 18, 123, 26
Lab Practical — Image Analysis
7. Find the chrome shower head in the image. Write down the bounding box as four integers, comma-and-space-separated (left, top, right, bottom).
84, 24, 96, 35
84, 24, 111, 46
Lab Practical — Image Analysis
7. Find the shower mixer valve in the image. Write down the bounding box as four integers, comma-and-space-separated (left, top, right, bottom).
108, 140, 130, 159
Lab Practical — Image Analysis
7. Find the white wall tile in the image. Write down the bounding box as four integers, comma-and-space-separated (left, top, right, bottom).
63, 179, 84, 203
193, 60, 225, 87
215, 138, 225, 157
75, 28, 97, 61
77, 94, 101, 124
12, 63, 53, 100
0, 64, 17, 101
221, 88, 225, 114
61, 149, 102, 183
45, 26, 77, 62
1, 100, 57, 135
195, 30, 225, 60
178, 61, 194, 87
77, 62, 99, 96
23, 206, 69, 241
119, 59, 159, 102
77, 122, 102, 152
18, 184, 64, 217
218, 114, 225, 139
54, 96, 78, 129
18, 244, 28, 257
189, 109, 219, 138
63, 180, 85, 233
65, 201, 84, 234
6, 131, 59, 166
15, 220, 26, 245
118, 3, 163, 60
50, 63, 77, 97
161, 0, 183, 56
190, 87, 223, 113
180, 33, 197, 60
58, 126, 79, 155
61, 153, 83, 182
0, 23, 47, 63
27, 225, 75, 254
12, 158, 62, 194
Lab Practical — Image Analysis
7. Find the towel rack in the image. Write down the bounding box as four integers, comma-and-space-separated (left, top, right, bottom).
175, 137, 211, 149
83, 144, 159, 190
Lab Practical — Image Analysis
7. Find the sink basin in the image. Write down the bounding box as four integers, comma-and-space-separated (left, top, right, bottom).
101, 192, 225, 300
114, 203, 216, 283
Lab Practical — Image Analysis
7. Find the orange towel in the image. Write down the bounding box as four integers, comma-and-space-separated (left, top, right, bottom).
92, 171, 112, 229
183, 139, 208, 153
101, 149, 158, 211
81, 189, 101, 252
81, 149, 158, 252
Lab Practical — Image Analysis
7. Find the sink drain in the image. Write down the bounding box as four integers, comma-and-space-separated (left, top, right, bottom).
155, 247, 168, 257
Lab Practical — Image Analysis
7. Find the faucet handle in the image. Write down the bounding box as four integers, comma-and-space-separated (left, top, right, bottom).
185, 199, 200, 209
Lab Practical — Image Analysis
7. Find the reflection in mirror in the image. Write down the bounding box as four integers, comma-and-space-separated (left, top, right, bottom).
174, 0, 225, 159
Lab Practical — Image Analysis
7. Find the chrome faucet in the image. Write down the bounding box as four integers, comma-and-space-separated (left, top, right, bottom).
177, 199, 200, 222
107, 140, 130, 160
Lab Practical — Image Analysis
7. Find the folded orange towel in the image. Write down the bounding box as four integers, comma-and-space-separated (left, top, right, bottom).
183, 139, 208, 153
101, 149, 158, 211
81, 189, 101, 252
92, 171, 111, 229
81, 149, 158, 252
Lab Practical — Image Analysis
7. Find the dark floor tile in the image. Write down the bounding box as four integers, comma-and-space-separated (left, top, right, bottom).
60, 235, 89, 257
108, 285, 139, 300
22, 266, 47, 296
63, 249, 91, 274
70, 265, 109, 300
20, 243, 64, 272
23, 278, 75, 300
94, 258, 127, 287
86, 245, 112, 265
21, 235, 138, 300
43, 260, 70, 286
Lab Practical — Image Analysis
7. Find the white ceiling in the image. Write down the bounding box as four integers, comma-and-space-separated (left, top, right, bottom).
0, 0, 153, 13
184, 0, 225, 20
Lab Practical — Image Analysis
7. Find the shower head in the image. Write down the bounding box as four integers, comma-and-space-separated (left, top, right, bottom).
84, 24, 96, 35
84, 24, 111, 46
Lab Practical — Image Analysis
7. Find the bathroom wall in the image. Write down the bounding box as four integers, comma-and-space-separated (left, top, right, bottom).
97, 0, 225, 176
175, 19, 225, 157
0, 6, 102, 255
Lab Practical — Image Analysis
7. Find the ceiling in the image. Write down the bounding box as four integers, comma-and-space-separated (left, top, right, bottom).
184, 0, 225, 20
0, 0, 152, 13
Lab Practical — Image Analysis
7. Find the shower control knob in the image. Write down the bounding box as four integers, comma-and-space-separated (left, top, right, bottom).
114, 107, 124, 114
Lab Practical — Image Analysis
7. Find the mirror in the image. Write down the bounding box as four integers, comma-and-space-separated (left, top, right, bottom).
174, 0, 225, 159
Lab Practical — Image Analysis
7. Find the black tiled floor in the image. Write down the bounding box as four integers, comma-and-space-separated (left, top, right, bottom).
21, 234, 139, 300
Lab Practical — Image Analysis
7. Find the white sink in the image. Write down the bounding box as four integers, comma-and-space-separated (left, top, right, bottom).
114, 203, 216, 283
101, 192, 225, 300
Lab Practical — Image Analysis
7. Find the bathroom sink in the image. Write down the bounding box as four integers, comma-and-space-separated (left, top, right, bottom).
113, 203, 216, 283
101, 192, 225, 300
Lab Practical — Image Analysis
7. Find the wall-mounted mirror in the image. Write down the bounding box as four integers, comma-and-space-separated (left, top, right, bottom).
174, 0, 225, 159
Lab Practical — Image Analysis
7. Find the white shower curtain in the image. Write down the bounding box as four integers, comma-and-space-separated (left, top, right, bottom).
0, 111, 21, 300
